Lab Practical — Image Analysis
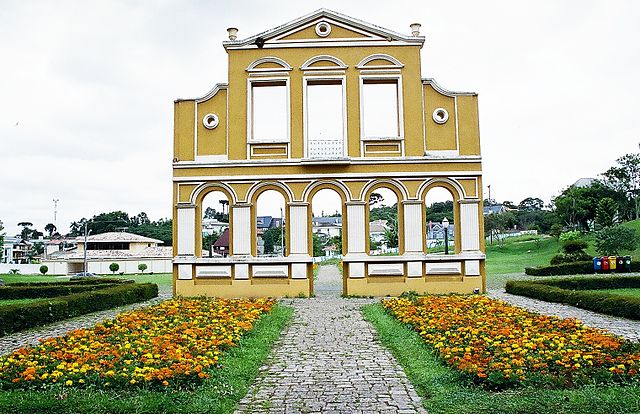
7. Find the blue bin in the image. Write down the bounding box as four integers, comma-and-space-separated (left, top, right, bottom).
593, 257, 602, 272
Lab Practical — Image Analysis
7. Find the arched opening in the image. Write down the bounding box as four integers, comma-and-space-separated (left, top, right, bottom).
199, 190, 230, 257
310, 187, 344, 296
255, 189, 286, 257
425, 187, 457, 254
367, 187, 400, 255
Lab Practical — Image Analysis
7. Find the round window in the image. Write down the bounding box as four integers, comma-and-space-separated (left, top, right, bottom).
432, 108, 449, 124
203, 113, 219, 130
315, 22, 331, 37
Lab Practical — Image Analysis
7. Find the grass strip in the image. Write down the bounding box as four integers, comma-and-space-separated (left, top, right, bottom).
0, 303, 292, 414
362, 303, 640, 414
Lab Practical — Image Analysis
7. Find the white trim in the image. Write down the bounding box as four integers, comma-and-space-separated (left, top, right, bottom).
194, 155, 228, 163
246, 77, 291, 154
174, 156, 482, 168
246, 181, 295, 203
248, 71, 291, 77
359, 74, 405, 156
223, 9, 425, 50
226, 40, 424, 50
358, 68, 402, 74
246, 56, 293, 72
301, 179, 353, 202
190, 181, 238, 204
359, 178, 409, 201
300, 54, 348, 70
356, 54, 404, 69
175, 83, 228, 103
303, 74, 347, 159
424, 150, 459, 158
302, 70, 346, 76
422, 78, 477, 97
417, 177, 465, 200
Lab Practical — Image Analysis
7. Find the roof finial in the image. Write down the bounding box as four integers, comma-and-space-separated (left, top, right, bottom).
227, 27, 238, 41
410, 23, 421, 37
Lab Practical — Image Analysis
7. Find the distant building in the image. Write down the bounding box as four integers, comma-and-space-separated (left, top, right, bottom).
202, 218, 229, 235
213, 228, 230, 257
483, 205, 508, 215
1, 237, 31, 264
43, 232, 172, 275
572, 177, 596, 188
312, 216, 342, 238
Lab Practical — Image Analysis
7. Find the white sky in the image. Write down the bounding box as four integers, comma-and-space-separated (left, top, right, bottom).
1, 1, 639, 236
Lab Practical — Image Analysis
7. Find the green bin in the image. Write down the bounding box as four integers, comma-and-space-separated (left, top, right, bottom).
624, 256, 632, 272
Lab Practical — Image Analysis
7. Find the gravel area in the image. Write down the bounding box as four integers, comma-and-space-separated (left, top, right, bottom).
235, 266, 425, 414
489, 289, 640, 342
0, 291, 172, 355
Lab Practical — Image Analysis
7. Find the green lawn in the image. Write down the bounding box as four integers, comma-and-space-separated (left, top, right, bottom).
0, 298, 46, 306
362, 303, 640, 414
485, 235, 560, 275
0, 304, 293, 414
592, 288, 640, 298
0, 274, 66, 284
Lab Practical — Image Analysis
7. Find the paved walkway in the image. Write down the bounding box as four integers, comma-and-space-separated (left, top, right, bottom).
0, 291, 172, 355
235, 266, 425, 414
489, 289, 640, 342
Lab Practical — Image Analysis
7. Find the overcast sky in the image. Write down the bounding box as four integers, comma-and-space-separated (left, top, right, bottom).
1, 0, 639, 236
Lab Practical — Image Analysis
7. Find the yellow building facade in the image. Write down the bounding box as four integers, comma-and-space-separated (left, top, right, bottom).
173, 9, 485, 298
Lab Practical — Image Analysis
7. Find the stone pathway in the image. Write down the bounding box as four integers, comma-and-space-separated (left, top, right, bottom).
489, 289, 640, 342
235, 265, 425, 414
0, 290, 172, 355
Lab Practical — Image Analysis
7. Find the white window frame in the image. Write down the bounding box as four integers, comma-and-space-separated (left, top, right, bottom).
303, 75, 348, 159
359, 74, 404, 144
246, 77, 291, 149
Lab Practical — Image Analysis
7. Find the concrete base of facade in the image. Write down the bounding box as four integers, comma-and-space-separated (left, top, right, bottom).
345, 275, 483, 297
175, 278, 310, 298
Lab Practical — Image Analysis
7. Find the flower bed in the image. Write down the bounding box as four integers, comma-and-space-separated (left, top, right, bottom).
0, 298, 274, 390
383, 296, 640, 389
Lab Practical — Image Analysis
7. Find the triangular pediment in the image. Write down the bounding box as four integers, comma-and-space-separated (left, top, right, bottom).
224, 9, 424, 50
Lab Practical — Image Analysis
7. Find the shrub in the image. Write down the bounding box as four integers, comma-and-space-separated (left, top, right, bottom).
109, 262, 120, 274
526, 260, 640, 276
0, 283, 127, 300
559, 231, 581, 243
0, 283, 158, 336
561, 239, 588, 254
138, 263, 148, 273
8, 269, 19, 275
595, 225, 638, 255
39, 265, 48, 275
505, 277, 640, 320
549, 252, 591, 265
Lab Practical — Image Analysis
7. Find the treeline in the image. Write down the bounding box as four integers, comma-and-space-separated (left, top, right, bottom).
69, 211, 172, 246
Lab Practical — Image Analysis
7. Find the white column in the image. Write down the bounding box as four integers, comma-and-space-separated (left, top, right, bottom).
459, 200, 481, 251
289, 203, 309, 256
403, 200, 424, 254
346, 202, 366, 254
232, 204, 252, 255
177, 204, 196, 256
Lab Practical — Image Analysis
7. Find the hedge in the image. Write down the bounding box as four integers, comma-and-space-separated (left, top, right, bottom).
505, 276, 640, 320
525, 261, 640, 276
5, 278, 133, 287
0, 283, 159, 336
0, 283, 128, 300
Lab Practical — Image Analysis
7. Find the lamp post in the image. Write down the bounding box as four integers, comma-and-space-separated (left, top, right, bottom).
82, 222, 91, 274
280, 207, 284, 256
442, 217, 449, 255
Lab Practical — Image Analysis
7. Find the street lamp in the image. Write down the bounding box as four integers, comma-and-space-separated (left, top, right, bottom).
442, 217, 449, 255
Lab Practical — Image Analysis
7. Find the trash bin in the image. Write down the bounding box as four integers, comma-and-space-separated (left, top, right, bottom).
624, 256, 632, 272
593, 257, 602, 272
609, 256, 617, 271
602, 256, 610, 272
616, 256, 625, 273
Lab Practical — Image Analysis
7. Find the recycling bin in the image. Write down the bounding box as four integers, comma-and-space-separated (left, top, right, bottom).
624, 256, 632, 272
616, 256, 625, 273
602, 256, 610, 272
593, 257, 602, 272
609, 256, 617, 271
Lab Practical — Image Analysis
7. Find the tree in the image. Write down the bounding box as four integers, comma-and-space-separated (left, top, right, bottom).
594, 225, 638, 255
109, 263, 120, 274
39, 265, 48, 275
425, 201, 454, 224
383, 219, 399, 249
595, 198, 617, 228
262, 227, 284, 255
329, 235, 342, 254
484, 211, 517, 247
518, 197, 544, 211
18, 221, 35, 240
312, 233, 324, 257
44, 223, 57, 237
368, 192, 384, 206
601, 153, 640, 220
502, 200, 517, 209
219, 199, 229, 215
138, 263, 148, 273
202, 230, 220, 257
552, 182, 623, 231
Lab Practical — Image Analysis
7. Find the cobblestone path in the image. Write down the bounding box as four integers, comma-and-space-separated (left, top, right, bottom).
235, 265, 425, 414
489, 289, 640, 342
0, 291, 172, 355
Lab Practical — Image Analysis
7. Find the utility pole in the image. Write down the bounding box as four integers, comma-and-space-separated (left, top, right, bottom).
280, 207, 284, 256
82, 222, 90, 274
487, 185, 491, 206
53, 199, 59, 227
